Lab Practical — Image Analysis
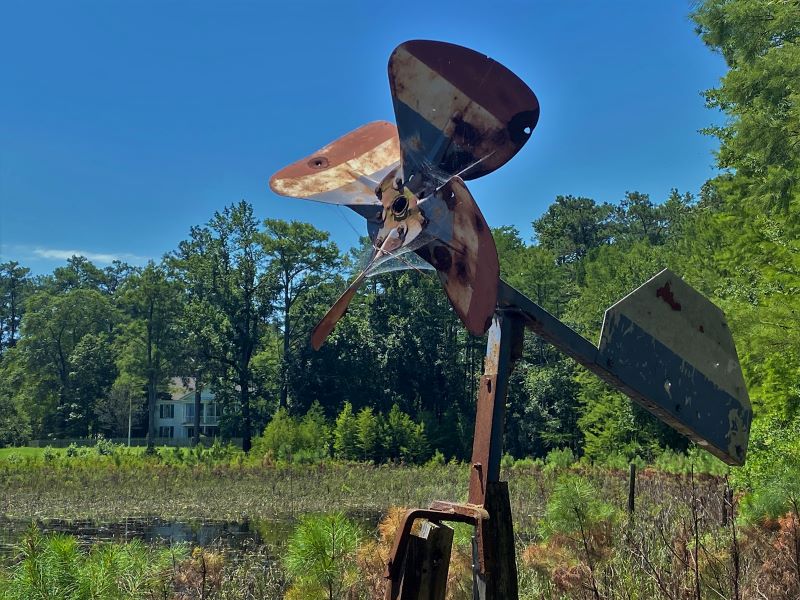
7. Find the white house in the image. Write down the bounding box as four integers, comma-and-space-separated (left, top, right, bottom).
154, 377, 220, 440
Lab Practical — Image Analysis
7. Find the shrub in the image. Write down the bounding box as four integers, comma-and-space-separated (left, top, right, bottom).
0, 525, 184, 599
284, 513, 362, 599
539, 473, 617, 599
333, 402, 359, 461
355, 407, 382, 462
253, 404, 330, 464
95, 437, 118, 456
42, 446, 57, 463
65, 443, 82, 458
426, 449, 446, 468
501, 453, 515, 469
512, 457, 540, 470
540, 473, 617, 545
603, 451, 645, 472
543, 447, 575, 472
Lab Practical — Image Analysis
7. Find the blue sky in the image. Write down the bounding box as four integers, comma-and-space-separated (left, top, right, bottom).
1, 1, 726, 275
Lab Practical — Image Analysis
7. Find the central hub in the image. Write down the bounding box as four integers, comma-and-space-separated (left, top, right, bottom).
391, 195, 409, 220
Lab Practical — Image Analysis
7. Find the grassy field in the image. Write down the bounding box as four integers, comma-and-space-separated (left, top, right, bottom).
0, 447, 60, 459
2, 446, 799, 599
0, 447, 724, 530
2, 458, 797, 599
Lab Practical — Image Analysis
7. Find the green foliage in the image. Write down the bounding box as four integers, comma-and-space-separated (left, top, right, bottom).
539, 473, 617, 541
544, 447, 576, 472
533, 195, 616, 267
512, 456, 541, 470
426, 449, 446, 467
651, 446, 728, 476
501, 452, 515, 469
0, 525, 184, 600
0, 261, 32, 354
253, 404, 330, 464
261, 218, 340, 411
0, 372, 31, 446
332, 402, 359, 460
115, 262, 181, 446
284, 513, 361, 599
355, 407, 381, 462
94, 437, 119, 456
692, 0, 800, 210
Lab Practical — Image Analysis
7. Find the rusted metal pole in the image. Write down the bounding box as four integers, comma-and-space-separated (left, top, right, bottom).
468, 313, 524, 505
468, 311, 524, 600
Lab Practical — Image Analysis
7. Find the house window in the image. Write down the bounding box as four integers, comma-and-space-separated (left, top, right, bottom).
185, 403, 205, 419
206, 403, 217, 418
158, 426, 174, 438
159, 404, 174, 419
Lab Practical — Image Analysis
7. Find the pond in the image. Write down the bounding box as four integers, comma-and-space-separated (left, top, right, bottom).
0, 512, 381, 564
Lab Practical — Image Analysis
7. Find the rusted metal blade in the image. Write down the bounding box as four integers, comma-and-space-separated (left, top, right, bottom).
269, 121, 401, 206
312, 226, 426, 350
388, 40, 539, 195
311, 271, 367, 351
415, 177, 499, 336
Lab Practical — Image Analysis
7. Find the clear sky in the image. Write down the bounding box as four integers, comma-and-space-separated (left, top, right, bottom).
1, 1, 726, 275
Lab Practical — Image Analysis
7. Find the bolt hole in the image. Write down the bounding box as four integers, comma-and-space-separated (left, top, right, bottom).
523, 126, 532, 135
307, 156, 329, 169
391, 195, 409, 217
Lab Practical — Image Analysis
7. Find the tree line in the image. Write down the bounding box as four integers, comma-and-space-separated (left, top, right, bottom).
1, 0, 797, 465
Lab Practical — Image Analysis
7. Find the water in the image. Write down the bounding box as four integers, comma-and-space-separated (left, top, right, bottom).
0, 512, 381, 564
0, 517, 280, 563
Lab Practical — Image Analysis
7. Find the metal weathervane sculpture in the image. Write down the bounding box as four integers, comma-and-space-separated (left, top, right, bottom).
270, 40, 752, 600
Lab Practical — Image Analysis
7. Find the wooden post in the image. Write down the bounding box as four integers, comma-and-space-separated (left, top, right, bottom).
472, 481, 518, 600
628, 463, 636, 514
397, 522, 454, 600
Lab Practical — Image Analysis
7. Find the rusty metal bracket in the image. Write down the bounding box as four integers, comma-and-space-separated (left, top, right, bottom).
384, 504, 489, 585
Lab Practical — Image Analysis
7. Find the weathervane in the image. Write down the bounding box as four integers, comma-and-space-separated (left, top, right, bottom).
270, 40, 751, 600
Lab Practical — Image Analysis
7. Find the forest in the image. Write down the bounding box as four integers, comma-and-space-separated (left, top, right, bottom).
0, 0, 798, 478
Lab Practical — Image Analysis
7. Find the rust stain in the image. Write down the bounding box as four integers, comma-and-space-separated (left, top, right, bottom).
432, 245, 452, 271
656, 282, 682, 311
269, 122, 400, 202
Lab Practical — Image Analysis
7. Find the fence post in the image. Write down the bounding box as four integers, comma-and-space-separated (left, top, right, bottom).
628, 463, 636, 514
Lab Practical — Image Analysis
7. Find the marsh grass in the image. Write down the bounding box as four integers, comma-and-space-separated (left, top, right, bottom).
3, 460, 799, 599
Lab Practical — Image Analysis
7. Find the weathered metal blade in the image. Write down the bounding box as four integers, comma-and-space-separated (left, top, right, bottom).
597, 270, 752, 465
269, 121, 401, 206
312, 226, 424, 350
415, 177, 499, 336
311, 271, 367, 351
388, 40, 539, 195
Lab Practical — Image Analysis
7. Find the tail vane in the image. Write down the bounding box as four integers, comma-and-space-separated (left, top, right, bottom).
598, 270, 752, 465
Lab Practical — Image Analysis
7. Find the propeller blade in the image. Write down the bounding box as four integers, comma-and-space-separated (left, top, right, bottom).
415, 177, 499, 336
388, 40, 539, 195
269, 121, 401, 206
311, 227, 412, 350
311, 271, 368, 351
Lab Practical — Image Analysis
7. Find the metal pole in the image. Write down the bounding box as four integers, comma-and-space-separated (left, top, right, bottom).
468, 311, 523, 600
127, 392, 132, 447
